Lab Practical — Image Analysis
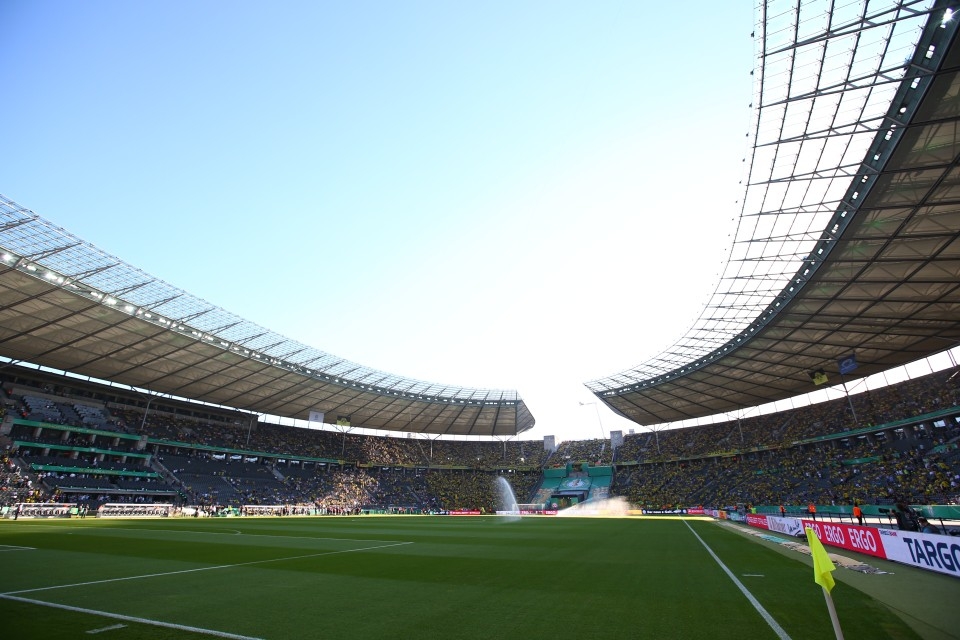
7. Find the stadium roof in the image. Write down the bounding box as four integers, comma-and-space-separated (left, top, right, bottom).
0, 196, 534, 437
4, 1, 959, 439
587, 0, 960, 425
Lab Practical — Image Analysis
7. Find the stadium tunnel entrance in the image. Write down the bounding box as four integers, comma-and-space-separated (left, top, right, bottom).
537, 463, 613, 511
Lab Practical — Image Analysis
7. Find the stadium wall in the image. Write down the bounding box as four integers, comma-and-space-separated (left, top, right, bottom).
745, 514, 960, 579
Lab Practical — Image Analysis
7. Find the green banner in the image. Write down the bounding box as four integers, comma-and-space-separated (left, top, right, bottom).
12, 418, 142, 441
558, 477, 592, 491
29, 464, 160, 478
14, 441, 150, 458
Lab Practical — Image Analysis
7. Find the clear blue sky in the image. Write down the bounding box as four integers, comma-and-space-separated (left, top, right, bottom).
1, 1, 757, 442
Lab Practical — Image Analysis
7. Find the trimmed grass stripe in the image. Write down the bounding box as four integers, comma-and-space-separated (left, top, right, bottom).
1, 595, 265, 640
683, 518, 791, 640
1, 516, 951, 640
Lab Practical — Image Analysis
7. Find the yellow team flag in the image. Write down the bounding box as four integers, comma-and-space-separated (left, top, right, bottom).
806, 526, 836, 593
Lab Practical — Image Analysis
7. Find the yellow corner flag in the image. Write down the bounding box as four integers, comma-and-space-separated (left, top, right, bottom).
806, 526, 836, 593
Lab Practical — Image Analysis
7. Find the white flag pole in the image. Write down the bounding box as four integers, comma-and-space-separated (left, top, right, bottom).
822, 587, 844, 640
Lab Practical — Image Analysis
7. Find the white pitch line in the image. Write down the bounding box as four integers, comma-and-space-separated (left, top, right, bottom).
2, 540, 413, 596
5, 522, 407, 545
682, 519, 792, 640
61, 526, 411, 544
86, 623, 126, 634
1, 594, 263, 640
0, 544, 35, 551
207, 531, 410, 544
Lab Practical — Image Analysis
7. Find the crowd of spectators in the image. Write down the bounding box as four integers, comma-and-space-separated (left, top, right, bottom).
552, 438, 612, 465
127, 416, 551, 469
607, 368, 960, 508
10, 425, 141, 454
0, 452, 47, 506
4, 386, 120, 432
147, 447, 542, 513
612, 418, 960, 509
2, 366, 959, 513
615, 369, 960, 464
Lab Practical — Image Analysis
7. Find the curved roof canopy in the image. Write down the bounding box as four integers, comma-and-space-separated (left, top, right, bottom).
0, 196, 534, 437
587, 0, 960, 425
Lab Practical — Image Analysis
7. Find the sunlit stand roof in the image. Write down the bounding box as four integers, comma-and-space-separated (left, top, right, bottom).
0, 196, 534, 437
587, 0, 960, 425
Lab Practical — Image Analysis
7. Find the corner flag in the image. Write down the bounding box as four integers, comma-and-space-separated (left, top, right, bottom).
806, 526, 844, 638
806, 526, 836, 593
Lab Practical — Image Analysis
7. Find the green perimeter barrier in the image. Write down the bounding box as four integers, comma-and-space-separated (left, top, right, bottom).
28, 464, 160, 478
840, 456, 882, 465
11, 418, 143, 442
14, 441, 150, 458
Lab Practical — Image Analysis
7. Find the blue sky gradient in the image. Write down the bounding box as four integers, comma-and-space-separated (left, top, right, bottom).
1, 1, 756, 440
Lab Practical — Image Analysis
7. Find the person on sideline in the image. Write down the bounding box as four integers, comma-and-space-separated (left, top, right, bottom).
919, 518, 941, 535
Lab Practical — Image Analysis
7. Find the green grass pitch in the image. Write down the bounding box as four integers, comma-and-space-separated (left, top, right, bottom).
0, 516, 954, 639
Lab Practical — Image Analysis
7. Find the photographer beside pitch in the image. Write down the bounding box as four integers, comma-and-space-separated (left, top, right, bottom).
893, 501, 921, 532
